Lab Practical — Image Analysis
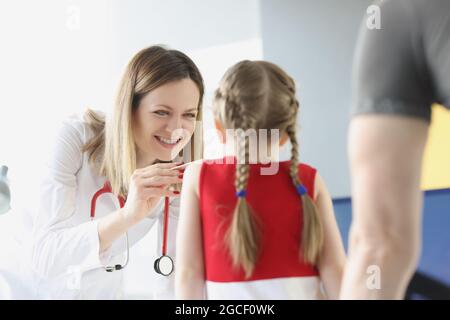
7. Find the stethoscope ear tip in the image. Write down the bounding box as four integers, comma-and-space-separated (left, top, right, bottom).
105, 266, 115, 272
105, 265, 124, 272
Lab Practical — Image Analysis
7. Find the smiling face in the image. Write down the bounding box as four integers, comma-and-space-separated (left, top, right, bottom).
132, 78, 200, 167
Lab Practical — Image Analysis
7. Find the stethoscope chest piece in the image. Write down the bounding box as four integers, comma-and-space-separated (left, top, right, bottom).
154, 255, 174, 276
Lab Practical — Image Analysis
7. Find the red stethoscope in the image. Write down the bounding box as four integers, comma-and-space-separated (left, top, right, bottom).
90, 181, 174, 276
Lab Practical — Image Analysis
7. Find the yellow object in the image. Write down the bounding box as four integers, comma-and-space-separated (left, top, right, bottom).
421, 104, 450, 190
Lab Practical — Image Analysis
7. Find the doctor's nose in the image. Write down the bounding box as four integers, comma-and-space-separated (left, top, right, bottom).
165, 114, 183, 132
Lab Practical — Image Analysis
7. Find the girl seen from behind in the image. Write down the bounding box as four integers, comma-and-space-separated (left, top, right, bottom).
175, 60, 345, 299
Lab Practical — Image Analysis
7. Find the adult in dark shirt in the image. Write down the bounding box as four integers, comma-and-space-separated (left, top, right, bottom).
342, 0, 450, 299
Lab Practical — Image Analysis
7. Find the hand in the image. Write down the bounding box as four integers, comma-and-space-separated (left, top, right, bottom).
122, 162, 183, 224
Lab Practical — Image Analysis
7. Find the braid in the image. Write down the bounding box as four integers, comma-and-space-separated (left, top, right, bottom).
225, 95, 260, 279
286, 122, 300, 186
235, 114, 250, 188
286, 109, 324, 265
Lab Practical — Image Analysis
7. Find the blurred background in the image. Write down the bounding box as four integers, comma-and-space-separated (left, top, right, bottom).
0, 0, 448, 299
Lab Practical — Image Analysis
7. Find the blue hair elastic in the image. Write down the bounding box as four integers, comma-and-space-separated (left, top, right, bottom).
236, 189, 247, 198
296, 184, 307, 196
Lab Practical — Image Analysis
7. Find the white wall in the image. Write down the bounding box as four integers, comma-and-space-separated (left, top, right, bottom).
0, 0, 113, 207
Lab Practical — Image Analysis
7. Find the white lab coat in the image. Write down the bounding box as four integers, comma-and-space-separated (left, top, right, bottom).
29, 113, 180, 299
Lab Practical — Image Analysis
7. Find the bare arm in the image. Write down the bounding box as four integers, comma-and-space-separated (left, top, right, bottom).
340, 115, 429, 299
175, 163, 205, 299
314, 172, 346, 299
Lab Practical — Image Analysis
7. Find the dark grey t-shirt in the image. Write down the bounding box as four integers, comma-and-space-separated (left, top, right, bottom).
352, 0, 450, 122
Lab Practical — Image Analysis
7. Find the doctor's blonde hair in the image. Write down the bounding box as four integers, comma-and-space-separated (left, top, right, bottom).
82, 45, 204, 198
213, 60, 324, 278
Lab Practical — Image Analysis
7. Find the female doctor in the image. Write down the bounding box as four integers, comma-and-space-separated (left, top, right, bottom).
30, 45, 204, 299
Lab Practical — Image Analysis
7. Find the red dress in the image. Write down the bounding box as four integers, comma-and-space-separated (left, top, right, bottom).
199, 157, 324, 299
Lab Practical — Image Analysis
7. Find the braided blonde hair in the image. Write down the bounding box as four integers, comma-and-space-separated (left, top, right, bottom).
213, 60, 323, 278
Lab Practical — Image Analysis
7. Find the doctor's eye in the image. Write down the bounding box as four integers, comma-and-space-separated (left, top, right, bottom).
154, 110, 170, 117
184, 113, 197, 119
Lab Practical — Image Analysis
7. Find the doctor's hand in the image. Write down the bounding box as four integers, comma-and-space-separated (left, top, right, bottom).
122, 162, 183, 224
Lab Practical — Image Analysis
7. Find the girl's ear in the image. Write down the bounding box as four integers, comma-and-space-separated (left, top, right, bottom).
279, 132, 289, 146
214, 119, 226, 144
